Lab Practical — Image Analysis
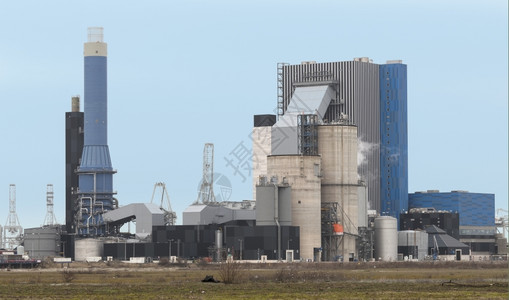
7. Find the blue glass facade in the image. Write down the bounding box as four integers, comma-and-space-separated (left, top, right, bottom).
379, 63, 408, 224
408, 192, 495, 226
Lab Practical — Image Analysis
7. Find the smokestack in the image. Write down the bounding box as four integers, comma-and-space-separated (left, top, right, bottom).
76, 27, 116, 236
71, 96, 80, 112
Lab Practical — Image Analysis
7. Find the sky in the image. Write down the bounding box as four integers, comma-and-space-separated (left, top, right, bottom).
0, 0, 507, 230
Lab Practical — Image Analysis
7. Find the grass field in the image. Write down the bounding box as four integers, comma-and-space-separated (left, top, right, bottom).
0, 261, 507, 299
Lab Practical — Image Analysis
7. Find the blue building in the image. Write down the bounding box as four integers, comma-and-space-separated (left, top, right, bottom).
379, 62, 408, 223
409, 191, 496, 254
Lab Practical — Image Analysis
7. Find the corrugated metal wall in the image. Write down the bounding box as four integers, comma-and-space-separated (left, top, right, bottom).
282, 61, 381, 212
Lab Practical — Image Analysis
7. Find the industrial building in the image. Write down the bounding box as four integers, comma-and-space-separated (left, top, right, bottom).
409, 191, 497, 255
5, 27, 504, 265
261, 59, 408, 221
400, 207, 460, 239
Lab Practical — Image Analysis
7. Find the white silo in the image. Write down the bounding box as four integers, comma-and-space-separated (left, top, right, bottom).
374, 216, 398, 261
318, 124, 359, 260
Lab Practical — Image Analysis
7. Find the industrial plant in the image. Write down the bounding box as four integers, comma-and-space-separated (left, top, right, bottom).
1, 28, 507, 267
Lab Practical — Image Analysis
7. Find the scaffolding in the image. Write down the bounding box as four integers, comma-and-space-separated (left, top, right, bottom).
150, 182, 177, 226
3, 184, 23, 250
298, 114, 319, 156
44, 184, 58, 226
196, 143, 216, 204
321, 202, 342, 261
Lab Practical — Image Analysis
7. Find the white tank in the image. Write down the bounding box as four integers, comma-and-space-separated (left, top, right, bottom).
75, 238, 104, 262
374, 216, 398, 261
16, 245, 24, 255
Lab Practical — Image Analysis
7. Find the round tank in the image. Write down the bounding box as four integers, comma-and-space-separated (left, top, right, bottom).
374, 216, 397, 261
75, 238, 104, 262
318, 125, 359, 258
17, 245, 24, 255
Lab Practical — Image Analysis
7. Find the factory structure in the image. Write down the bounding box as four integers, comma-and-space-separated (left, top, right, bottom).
1, 28, 506, 264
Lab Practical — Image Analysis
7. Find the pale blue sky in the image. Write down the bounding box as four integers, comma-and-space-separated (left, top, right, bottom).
0, 0, 507, 229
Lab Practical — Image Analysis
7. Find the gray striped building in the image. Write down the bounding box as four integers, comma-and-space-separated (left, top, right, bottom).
278, 58, 382, 213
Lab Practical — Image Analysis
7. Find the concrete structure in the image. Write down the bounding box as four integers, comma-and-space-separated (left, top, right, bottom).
252, 114, 276, 199
398, 230, 428, 260
255, 181, 292, 226
266, 155, 322, 261
77, 27, 117, 235
75, 238, 104, 262
318, 125, 360, 259
65, 96, 84, 234
374, 216, 397, 261
182, 201, 256, 226
409, 191, 496, 255
277, 59, 408, 219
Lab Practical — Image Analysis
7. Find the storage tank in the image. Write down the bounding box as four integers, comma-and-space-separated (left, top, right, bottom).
267, 155, 322, 261
75, 238, 104, 262
374, 216, 397, 261
16, 245, 24, 255
318, 125, 359, 259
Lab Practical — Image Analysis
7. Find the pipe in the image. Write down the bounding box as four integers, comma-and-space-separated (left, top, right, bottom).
274, 183, 281, 261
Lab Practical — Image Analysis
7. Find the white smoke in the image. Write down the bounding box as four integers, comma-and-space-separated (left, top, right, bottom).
357, 139, 377, 167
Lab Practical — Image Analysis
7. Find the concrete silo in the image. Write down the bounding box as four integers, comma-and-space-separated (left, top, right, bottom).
267, 155, 322, 261
318, 124, 360, 260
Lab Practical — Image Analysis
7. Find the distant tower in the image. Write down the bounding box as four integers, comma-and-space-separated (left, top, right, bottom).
150, 182, 177, 225
76, 27, 117, 235
44, 184, 58, 226
196, 143, 215, 204
3, 184, 23, 249
65, 96, 84, 233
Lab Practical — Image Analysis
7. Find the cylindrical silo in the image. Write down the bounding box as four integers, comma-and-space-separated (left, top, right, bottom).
267, 155, 322, 261
374, 216, 397, 261
318, 125, 359, 259
75, 238, 104, 262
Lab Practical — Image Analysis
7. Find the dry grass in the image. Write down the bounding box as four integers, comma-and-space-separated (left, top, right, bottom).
0, 261, 506, 299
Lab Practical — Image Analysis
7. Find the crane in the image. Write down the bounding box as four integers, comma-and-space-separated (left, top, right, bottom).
195, 143, 216, 204
150, 182, 177, 226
